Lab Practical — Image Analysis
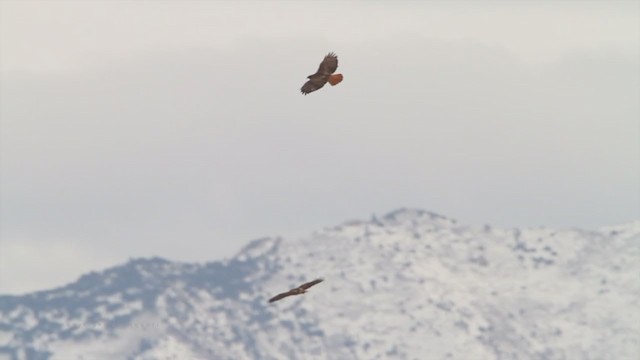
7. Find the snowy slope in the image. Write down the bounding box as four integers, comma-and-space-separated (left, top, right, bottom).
1, 208, 639, 360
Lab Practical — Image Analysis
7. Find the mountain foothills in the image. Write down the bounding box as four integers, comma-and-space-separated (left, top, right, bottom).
1, 209, 638, 359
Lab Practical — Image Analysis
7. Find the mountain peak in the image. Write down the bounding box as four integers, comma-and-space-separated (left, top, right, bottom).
381, 207, 453, 224
234, 237, 282, 262
1, 210, 638, 359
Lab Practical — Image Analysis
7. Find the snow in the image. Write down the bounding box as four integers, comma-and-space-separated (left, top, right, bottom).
0, 208, 638, 359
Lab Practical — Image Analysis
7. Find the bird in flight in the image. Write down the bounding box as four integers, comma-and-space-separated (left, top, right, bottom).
268, 279, 324, 303
300, 52, 343, 95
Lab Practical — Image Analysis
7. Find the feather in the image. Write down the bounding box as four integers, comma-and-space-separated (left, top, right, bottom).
300, 52, 341, 95
328, 74, 343, 86
268, 279, 324, 303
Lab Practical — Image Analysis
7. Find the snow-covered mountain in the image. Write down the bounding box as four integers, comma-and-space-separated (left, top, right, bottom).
1, 208, 639, 360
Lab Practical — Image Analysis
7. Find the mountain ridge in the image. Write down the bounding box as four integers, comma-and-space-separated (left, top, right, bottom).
1, 208, 639, 359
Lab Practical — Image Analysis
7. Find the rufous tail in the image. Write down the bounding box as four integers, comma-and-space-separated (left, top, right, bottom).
328, 74, 343, 86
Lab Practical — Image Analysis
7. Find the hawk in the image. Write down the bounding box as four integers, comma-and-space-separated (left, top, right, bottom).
300, 52, 343, 95
268, 278, 324, 303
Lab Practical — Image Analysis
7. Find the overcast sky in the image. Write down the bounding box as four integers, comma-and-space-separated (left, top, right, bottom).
1, 0, 638, 294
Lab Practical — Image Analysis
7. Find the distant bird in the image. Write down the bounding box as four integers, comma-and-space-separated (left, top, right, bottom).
268, 279, 324, 303
300, 52, 343, 95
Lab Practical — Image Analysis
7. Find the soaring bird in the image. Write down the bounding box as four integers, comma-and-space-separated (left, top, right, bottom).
268, 279, 324, 303
300, 52, 343, 95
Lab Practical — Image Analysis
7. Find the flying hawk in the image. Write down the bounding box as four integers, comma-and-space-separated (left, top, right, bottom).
300, 52, 343, 95
268, 279, 324, 303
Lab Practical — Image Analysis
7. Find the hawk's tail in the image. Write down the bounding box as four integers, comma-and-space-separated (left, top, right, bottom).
328, 74, 343, 86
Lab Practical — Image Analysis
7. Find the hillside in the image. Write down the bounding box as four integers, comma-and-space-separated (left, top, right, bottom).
1, 208, 639, 359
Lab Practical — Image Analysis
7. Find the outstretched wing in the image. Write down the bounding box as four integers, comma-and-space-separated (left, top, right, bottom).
316, 52, 338, 75
269, 290, 294, 303
301, 78, 327, 95
299, 278, 324, 290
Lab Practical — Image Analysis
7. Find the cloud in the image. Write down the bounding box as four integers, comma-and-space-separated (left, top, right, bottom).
0, 1, 638, 293
1, 1, 638, 75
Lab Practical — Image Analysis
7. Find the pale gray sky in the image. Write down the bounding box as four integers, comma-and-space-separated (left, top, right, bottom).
1, 0, 638, 294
